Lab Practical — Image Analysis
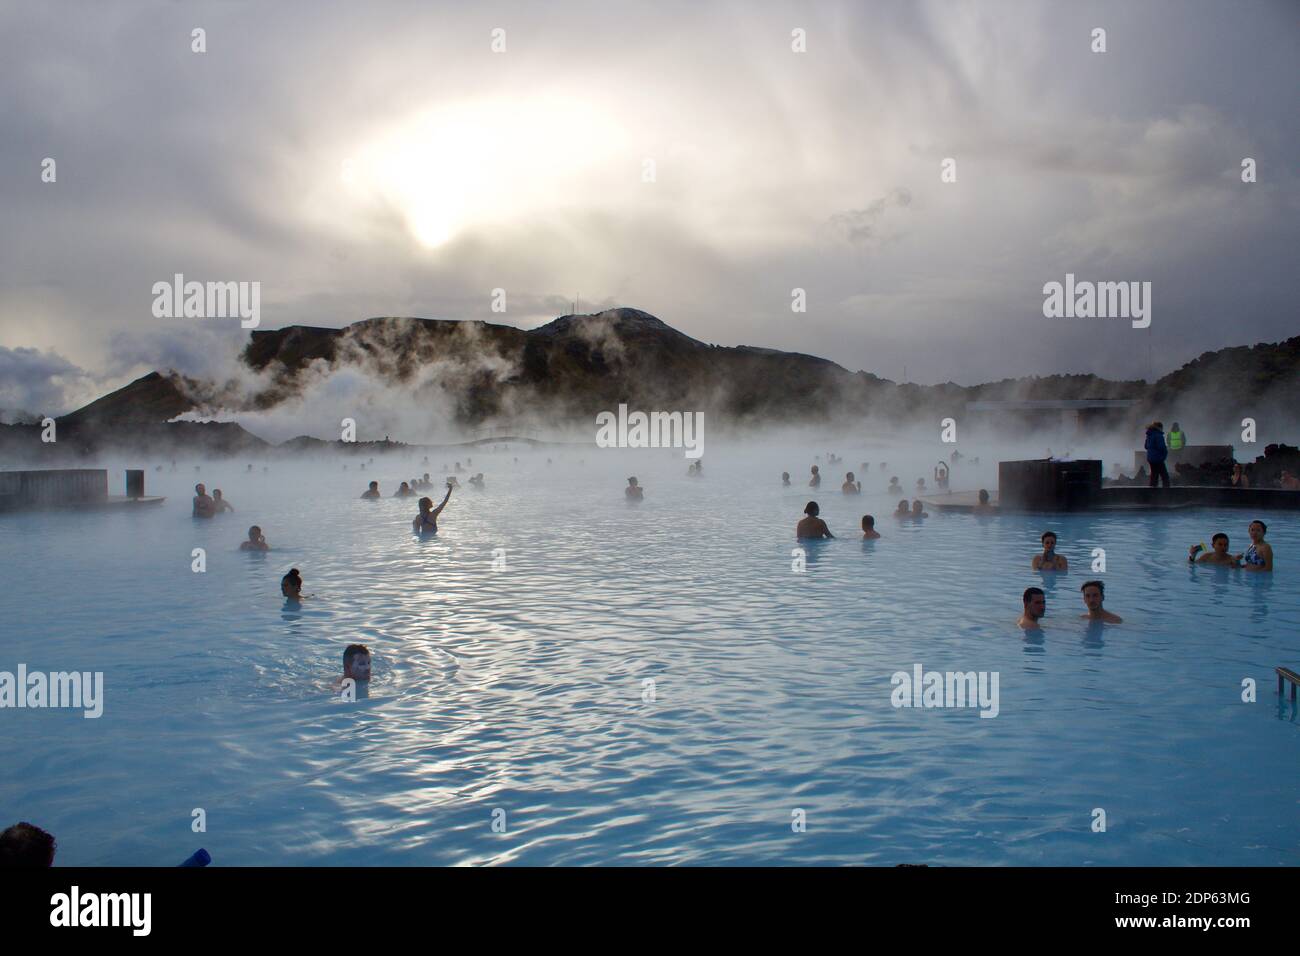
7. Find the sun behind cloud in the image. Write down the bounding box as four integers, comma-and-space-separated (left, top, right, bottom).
337, 93, 631, 249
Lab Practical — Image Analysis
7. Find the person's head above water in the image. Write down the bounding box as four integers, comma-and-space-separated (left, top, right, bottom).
1041, 531, 1058, 551
1080, 579, 1106, 610
627, 476, 638, 486
782, 472, 790, 480
804, 501, 820, 517
0, 822, 56, 867
368, 481, 378, 490
281, 568, 303, 598
978, 489, 990, 504
195, 483, 206, 495
418, 496, 432, 512
911, 499, 925, 514
1249, 519, 1267, 540
343, 644, 372, 682
247, 525, 262, 541
1211, 532, 1229, 552
896, 499, 909, 514
810, 465, 819, 473
846, 472, 855, 482
1022, 586, 1046, 619
861, 515, 875, 530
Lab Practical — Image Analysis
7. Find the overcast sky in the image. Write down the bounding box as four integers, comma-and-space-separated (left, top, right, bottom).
1, 0, 1296, 415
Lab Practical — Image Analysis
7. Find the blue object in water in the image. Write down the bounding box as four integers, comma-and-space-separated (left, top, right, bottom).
178, 848, 211, 867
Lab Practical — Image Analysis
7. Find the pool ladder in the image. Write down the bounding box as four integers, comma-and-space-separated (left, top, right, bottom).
1277, 667, 1300, 702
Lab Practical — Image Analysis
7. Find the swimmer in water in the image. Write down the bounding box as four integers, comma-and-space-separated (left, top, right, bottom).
468, 473, 484, 489
782, 472, 791, 487
796, 501, 834, 539
1019, 587, 1045, 630
1032, 531, 1068, 571
972, 489, 995, 514
1189, 532, 1240, 567
861, 515, 880, 539
192, 483, 215, 518
394, 481, 415, 498
894, 499, 911, 518
361, 481, 380, 499
239, 525, 268, 551
281, 568, 305, 600
212, 489, 233, 513
887, 476, 902, 495
1242, 519, 1273, 572
915, 477, 927, 493
1079, 580, 1122, 623
625, 476, 644, 501
809, 465, 821, 488
910, 500, 928, 519
842, 472, 861, 494
337, 644, 371, 689
413, 485, 453, 535
422, 472, 432, 488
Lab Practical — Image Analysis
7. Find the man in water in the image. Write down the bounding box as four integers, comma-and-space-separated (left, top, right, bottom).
1079, 580, 1122, 623
0, 822, 56, 867
972, 489, 995, 514
861, 515, 880, 539
797, 501, 834, 539
212, 489, 233, 513
240, 525, 269, 551
782, 472, 791, 486
841, 472, 861, 494
1019, 587, 1046, 629
413, 484, 454, 534
809, 465, 821, 488
625, 476, 644, 501
361, 481, 380, 499
1189, 532, 1240, 567
910, 500, 928, 519
394, 481, 415, 498
887, 476, 902, 495
1032, 531, 1068, 571
192, 483, 215, 518
894, 499, 911, 518
341, 644, 371, 685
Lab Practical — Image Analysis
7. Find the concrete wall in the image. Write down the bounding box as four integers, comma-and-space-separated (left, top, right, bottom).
998, 459, 1102, 512
1134, 444, 1234, 471
0, 469, 108, 510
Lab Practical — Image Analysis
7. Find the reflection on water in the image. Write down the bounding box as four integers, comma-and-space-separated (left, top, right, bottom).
0, 445, 1297, 865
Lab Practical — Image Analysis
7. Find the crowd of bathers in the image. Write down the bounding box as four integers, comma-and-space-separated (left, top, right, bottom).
788, 451, 1277, 633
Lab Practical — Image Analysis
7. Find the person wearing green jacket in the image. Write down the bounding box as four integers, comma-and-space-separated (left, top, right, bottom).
1168, 422, 1187, 452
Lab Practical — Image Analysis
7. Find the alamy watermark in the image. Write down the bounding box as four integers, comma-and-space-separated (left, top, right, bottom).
152, 273, 260, 328
595, 403, 704, 458
890, 663, 999, 718
1042, 273, 1150, 329
1, 664, 103, 718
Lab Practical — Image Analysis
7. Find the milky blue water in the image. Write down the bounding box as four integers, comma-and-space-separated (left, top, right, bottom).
1, 445, 1297, 866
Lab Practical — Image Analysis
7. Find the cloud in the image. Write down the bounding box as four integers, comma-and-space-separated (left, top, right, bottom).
0, 346, 94, 420
0, 0, 1295, 389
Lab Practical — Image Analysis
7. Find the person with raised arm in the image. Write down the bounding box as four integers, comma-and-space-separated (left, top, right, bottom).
413, 483, 454, 535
